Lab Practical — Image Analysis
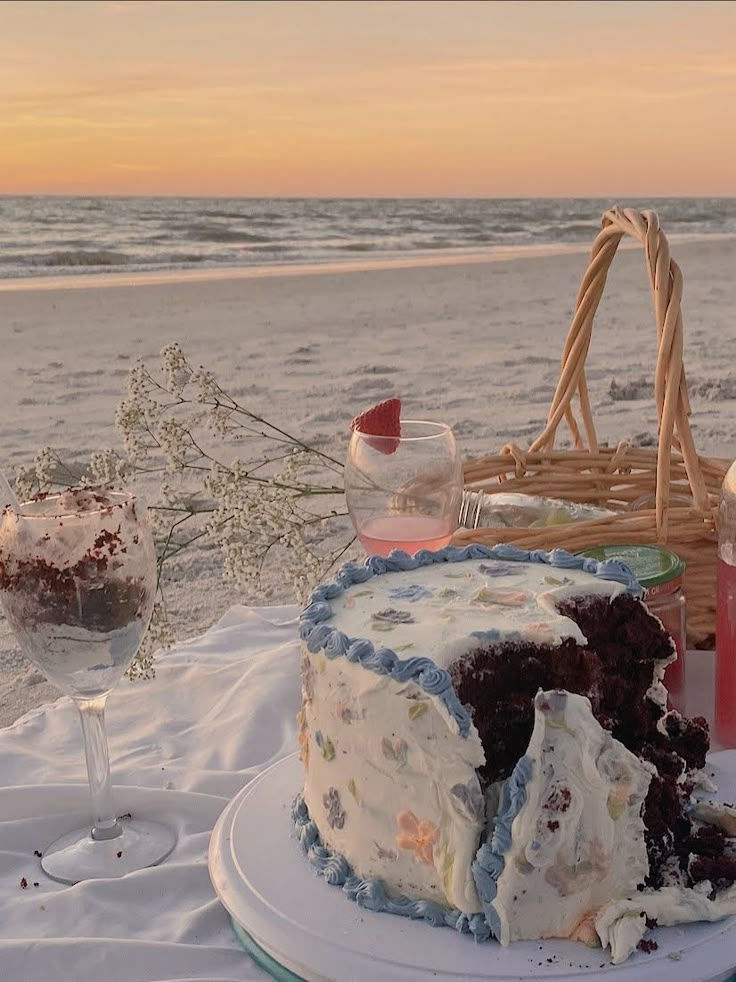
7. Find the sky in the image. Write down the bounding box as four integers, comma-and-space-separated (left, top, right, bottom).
1, 0, 735, 197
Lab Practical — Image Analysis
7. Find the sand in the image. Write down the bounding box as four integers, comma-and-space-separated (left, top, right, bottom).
1, 238, 735, 726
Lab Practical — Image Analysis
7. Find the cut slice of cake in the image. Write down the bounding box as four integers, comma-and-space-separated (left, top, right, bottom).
474, 689, 654, 948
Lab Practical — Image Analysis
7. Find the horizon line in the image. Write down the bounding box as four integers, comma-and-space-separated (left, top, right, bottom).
2, 192, 735, 201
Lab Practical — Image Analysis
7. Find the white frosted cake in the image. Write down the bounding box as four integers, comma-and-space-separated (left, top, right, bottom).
294, 544, 736, 963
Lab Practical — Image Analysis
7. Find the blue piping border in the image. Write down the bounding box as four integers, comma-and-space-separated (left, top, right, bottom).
472, 753, 534, 939
299, 543, 641, 740
292, 792, 491, 942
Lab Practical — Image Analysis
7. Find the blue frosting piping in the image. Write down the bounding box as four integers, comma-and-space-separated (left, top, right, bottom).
292, 792, 492, 942
299, 544, 641, 740
471, 754, 534, 939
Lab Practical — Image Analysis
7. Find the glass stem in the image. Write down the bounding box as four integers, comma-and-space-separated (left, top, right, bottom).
76, 695, 122, 841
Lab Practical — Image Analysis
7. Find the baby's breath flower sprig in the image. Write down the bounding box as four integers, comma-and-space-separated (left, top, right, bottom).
13, 343, 356, 674
12, 445, 111, 500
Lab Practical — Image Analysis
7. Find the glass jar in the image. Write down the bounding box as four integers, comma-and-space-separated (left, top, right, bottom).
577, 544, 687, 712
716, 459, 736, 747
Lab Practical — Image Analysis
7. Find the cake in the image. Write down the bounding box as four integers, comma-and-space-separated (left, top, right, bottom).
294, 543, 736, 963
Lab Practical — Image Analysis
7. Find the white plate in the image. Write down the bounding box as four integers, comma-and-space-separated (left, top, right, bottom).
208, 752, 736, 982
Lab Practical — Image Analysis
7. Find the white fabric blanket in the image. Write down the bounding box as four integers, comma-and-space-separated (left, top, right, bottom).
0, 604, 725, 982
0, 605, 301, 982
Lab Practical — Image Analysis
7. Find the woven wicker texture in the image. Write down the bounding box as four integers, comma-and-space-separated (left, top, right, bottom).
454, 207, 729, 646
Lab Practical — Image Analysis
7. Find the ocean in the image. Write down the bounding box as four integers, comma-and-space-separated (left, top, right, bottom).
1, 196, 735, 280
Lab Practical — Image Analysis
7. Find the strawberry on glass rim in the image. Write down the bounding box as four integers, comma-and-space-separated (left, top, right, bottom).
350, 398, 402, 454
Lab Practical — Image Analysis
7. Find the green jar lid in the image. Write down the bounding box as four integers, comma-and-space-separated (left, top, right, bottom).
576, 544, 685, 589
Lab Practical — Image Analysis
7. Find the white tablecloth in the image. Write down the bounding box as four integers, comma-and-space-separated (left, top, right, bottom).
0, 606, 726, 982
0, 605, 302, 982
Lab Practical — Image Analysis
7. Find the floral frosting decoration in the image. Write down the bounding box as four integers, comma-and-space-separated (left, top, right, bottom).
323, 787, 346, 830
395, 811, 439, 864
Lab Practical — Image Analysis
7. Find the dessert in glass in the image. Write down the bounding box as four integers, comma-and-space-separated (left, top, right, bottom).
0, 488, 175, 884
345, 408, 463, 557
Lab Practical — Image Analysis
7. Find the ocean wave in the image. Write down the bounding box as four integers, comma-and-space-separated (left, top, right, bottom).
333, 224, 393, 238
36, 249, 131, 267
195, 209, 288, 224
492, 223, 531, 234
246, 244, 295, 253
334, 242, 381, 252
248, 217, 290, 227
545, 221, 599, 237
134, 213, 173, 223
670, 212, 721, 224
197, 209, 251, 220
19, 215, 87, 228
178, 224, 274, 244
160, 252, 206, 264
410, 239, 461, 250
466, 233, 502, 244
391, 212, 482, 227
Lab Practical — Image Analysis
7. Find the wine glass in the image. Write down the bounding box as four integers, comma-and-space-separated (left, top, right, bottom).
0, 488, 175, 884
345, 419, 463, 557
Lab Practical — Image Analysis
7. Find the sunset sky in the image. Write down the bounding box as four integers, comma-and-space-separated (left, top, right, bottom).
2, 0, 735, 197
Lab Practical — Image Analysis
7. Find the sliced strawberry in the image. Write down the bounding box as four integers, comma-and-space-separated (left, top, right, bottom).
350, 398, 402, 454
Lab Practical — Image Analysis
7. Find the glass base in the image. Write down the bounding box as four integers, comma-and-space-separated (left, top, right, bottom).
41, 817, 176, 885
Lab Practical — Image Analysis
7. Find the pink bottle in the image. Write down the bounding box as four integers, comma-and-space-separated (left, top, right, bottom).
716, 460, 736, 747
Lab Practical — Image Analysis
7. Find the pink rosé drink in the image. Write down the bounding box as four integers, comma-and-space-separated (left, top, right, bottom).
357, 514, 455, 558
716, 556, 736, 746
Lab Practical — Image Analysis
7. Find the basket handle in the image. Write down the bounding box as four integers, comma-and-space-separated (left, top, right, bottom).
529, 206, 710, 529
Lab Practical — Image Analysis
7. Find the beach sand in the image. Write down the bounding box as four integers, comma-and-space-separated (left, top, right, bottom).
2, 238, 735, 725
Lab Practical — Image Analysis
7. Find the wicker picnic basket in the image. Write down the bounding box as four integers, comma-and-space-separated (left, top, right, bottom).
453, 206, 729, 647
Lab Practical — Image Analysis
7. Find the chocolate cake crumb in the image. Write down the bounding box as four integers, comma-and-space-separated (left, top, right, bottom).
33, 849, 42, 858
545, 788, 571, 813
660, 712, 709, 771
20, 877, 28, 889
116, 851, 123, 858
637, 939, 658, 953
687, 824, 725, 859
645, 916, 658, 929
690, 854, 736, 887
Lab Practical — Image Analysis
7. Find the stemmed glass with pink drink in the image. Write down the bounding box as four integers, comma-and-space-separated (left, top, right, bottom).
345, 401, 463, 557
